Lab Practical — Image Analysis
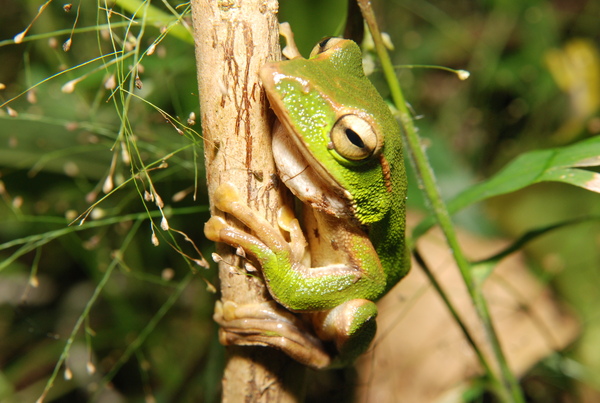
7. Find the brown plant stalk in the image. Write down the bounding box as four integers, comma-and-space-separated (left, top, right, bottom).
191, 0, 306, 401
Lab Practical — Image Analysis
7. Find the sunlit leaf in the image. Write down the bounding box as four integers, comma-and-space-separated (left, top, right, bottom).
414, 135, 600, 238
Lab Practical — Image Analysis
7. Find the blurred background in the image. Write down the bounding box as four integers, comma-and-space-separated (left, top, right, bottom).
0, 0, 599, 402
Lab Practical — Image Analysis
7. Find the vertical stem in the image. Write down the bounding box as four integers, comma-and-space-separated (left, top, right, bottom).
357, 1, 524, 402
190, 1, 306, 401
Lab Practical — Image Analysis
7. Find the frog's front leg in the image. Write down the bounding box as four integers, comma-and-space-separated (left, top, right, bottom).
206, 184, 386, 309
205, 183, 333, 368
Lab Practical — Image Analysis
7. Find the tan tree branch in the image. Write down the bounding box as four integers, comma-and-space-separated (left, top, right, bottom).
191, 0, 306, 401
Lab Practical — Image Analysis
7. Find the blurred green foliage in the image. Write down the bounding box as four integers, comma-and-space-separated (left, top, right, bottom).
0, 0, 599, 402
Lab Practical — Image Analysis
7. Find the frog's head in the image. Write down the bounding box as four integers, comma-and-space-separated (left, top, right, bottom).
261, 38, 405, 225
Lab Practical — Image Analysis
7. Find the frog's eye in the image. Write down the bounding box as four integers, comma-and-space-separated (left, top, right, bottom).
310, 37, 345, 58
330, 114, 380, 161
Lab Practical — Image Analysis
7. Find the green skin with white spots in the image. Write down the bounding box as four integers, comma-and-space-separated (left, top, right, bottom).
205, 37, 409, 368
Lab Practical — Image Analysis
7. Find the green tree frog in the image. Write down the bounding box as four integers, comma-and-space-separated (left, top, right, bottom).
205, 29, 410, 369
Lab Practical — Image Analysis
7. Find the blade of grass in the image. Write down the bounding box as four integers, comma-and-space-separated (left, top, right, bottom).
36, 219, 144, 403
111, 0, 193, 43
357, 1, 524, 401
413, 135, 600, 239
0, 206, 207, 272
412, 249, 500, 389
471, 215, 600, 283
91, 271, 195, 400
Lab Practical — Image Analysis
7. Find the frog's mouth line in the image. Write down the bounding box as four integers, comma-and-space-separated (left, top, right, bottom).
271, 119, 355, 220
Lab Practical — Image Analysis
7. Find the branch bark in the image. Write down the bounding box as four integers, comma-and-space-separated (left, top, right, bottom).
191, 1, 306, 401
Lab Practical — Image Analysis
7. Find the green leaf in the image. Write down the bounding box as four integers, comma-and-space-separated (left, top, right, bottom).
114, 0, 193, 44
413, 135, 600, 239
471, 215, 600, 283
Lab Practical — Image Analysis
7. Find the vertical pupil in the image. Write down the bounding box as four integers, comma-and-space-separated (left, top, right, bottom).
345, 128, 365, 148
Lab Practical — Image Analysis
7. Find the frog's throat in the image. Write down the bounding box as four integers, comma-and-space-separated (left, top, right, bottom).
272, 121, 355, 220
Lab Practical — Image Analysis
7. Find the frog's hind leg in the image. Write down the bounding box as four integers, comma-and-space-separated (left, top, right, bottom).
214, 300, 332, 369
310, 299, 378, 367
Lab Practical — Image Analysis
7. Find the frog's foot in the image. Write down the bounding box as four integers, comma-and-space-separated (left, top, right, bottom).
279, 22, 302, 60
311, 299, 378, 367
214, 300, 332, 369
204, 183, 307, 266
